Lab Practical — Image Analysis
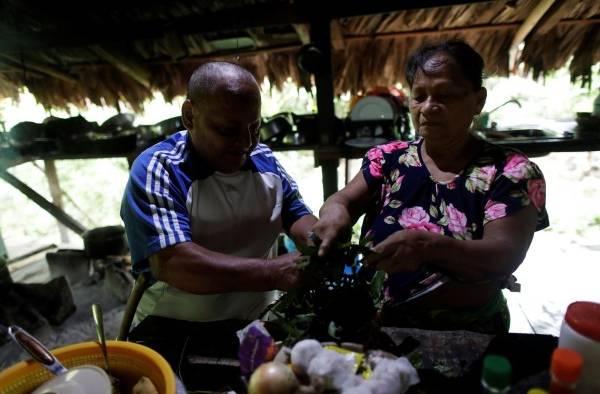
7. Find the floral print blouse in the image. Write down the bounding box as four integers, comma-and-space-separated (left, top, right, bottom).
360, 138, 549, 299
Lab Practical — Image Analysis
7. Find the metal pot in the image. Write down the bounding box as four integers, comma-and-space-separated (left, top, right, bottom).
98, 113, 136, 135
259, 114, 293, 144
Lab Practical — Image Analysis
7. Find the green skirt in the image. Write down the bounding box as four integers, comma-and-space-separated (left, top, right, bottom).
380, 291, 510, 335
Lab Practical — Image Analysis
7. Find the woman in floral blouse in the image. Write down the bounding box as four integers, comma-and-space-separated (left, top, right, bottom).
312, 40, 548, 334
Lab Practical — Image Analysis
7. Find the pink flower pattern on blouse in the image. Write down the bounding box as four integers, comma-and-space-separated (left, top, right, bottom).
446, 203, 467, 234
465, 164, 497, 193
398, 206, 430, 227
361, 138, 548, 243
503, 153, 534, 182
360, 138, 549, 301
367, 148, 384, 179
484, 200, 508, 223
527, 179, 545, 211
381, 141, 409, 154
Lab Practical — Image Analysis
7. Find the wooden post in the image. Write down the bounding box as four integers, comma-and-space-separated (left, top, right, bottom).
310, 17, 339, 201
43, 160, 70, 244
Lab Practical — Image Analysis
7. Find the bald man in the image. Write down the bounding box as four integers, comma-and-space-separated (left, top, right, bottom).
120, 62, 316, 373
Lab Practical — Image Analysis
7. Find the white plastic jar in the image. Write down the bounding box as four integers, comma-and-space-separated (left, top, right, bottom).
558, 301, 600, 394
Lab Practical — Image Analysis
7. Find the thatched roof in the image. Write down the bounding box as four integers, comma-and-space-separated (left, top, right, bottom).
0, 0, 598, 111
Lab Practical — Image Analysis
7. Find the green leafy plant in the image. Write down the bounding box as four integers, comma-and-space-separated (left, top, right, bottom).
262, 240, 385, 345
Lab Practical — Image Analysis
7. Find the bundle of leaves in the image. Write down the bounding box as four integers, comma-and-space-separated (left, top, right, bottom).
262, 242, 385, 345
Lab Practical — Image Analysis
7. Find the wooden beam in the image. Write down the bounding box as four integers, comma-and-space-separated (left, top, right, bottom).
247, 28, 269, 47
0, 58, 47, 78
46, 17, 599, 70
0, 1, 490, 53
177, 42, 302, 63
91, 46, 151, 89
66, 17, 597, 69
536, 0, 570, 35
0, 168, 87, 236
331, 20, 346, 50
292, 23, 311, 45
0, 55, 78, 84
344, 22, 521, 42
343, 17, 600, 44
43, 160, 70, 244
509, 0, 557, 71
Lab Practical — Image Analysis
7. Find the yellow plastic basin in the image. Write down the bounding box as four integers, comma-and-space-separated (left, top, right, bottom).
0, 340, 176, 394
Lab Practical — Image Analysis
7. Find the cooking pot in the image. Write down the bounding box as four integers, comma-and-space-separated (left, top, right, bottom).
154, 116, 184, 137
259, 114, 293, 143
83, 225, 128, 259
44, 116, 98, 140
8, 122, 46, 148
98, 113, 136, 135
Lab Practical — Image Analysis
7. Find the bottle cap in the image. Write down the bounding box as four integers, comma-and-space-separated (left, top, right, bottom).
551, 347, 583, 383
482, 354, 511, 390
527, 389, 548, 394
565, 301, 600, 341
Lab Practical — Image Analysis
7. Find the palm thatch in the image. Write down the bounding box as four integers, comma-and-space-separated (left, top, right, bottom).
0, 0, 598, 111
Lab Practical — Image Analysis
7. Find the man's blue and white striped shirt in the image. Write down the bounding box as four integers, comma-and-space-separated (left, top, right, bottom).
120, 130, 311, 322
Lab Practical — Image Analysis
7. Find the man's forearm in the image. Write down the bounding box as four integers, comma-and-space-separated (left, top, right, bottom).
150, 242, 274, 294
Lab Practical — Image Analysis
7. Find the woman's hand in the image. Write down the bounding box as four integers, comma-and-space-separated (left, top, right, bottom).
365, 230, 433, 273
311, 204, 353, 257
313, 172, 372, 257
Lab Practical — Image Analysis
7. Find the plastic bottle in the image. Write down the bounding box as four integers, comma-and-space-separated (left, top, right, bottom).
549, 348, 582, 394
558, 301, 600, 393
481, 355, 511, 393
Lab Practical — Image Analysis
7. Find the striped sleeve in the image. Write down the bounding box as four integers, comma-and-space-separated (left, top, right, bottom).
120, 143, 192, 274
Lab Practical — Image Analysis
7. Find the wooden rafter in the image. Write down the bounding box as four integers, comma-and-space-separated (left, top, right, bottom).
331, 20, 346, 50
54, 18, 598, 68
535, 0, 571, 35
0, 58, 46, 78
247, 28, 269, 47
509, 0, 557, 71
342, 18, 600, 44
0, 1, 490, 54
91, 46, 151, 89
0, 54, 78, 83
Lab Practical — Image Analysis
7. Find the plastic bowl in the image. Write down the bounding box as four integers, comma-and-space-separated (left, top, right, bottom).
31, 365, 112, 394
0, 341, 176, 394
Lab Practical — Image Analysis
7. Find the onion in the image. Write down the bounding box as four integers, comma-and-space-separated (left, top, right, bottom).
248, 361, 300, 394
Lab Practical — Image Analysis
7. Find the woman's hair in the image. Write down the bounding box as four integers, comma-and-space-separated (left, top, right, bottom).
405, 40, 485, 90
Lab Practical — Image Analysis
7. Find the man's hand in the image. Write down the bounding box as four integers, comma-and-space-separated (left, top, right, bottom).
268, 251, 306, 291
311, 204, 353, 257
365, 230, 433, 273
